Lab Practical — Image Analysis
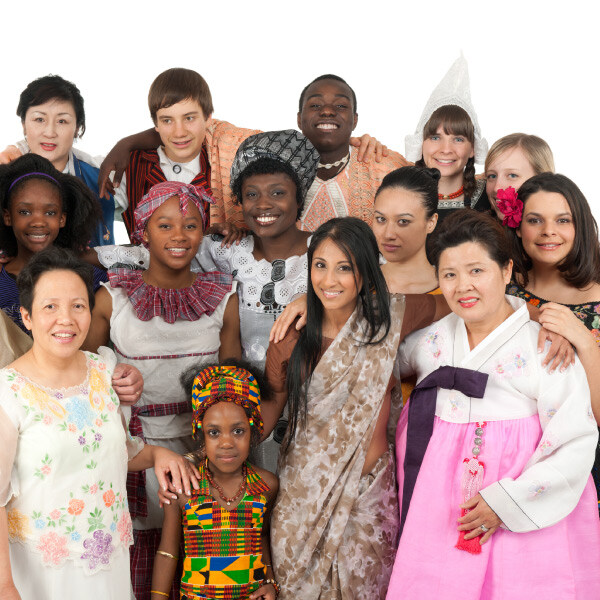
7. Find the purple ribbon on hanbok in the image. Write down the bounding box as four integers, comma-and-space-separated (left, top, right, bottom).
399, 366, 489, 535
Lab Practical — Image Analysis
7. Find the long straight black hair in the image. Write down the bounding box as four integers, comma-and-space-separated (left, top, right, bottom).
284, 217, 391, 451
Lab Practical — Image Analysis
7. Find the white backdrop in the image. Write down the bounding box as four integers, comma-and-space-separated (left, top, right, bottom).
1, 0, 597, 234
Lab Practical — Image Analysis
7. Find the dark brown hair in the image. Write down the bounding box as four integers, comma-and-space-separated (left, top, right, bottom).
148, 68, 213, 124
515, 173, 600, 288
416, 105, 476, 206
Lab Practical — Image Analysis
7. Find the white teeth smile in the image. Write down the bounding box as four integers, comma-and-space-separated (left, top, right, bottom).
256, 216, 278, 225
435, 159, 454, 164
323, 290, 342, 298
167, 248, 188, 256
317, 123, 338, 130
28, 234, 48, 240
53, 333, 74, 338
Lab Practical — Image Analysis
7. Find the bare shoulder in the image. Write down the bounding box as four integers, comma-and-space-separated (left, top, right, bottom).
252, 464, 279, 498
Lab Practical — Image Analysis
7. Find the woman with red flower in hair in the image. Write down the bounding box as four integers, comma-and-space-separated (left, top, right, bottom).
484, 133, 555, 222
505, 172, 600, 513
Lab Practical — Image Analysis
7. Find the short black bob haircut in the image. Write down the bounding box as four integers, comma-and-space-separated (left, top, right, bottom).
0, 154, 101, 257
231, 157, 305, 220
514, 172, 600, 288
17, 75, 86, 137
298, 74, 358, 114
179, 358, 270, 454
17, 246, 95, 315
429, 209, 512, 273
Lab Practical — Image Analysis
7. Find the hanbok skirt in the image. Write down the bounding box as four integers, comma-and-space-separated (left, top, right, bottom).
386, 408, 600, 600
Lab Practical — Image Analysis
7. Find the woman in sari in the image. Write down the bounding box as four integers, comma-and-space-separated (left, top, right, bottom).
263, 217, 439, 599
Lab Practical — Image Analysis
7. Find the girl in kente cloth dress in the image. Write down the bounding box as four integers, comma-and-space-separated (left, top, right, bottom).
502, 173, 600, 514
84, 182, 241, 600
151, 363, 279, 600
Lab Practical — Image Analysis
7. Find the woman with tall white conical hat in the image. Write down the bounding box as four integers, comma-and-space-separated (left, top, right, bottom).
406, 55, 491, 222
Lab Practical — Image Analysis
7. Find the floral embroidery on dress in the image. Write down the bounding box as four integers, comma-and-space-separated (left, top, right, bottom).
81, 530, 114, 570
34, 454, 53, 480
528, 480, 551, 498
21, 383, 66, 420
423, 330, 444, 359
37, 531, 69, 566
492, 351, 530, 379
7, 509, 31, 542
2, 353, 133, 572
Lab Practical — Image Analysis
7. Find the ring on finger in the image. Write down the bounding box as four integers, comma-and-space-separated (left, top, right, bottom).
479, 524, 489, 533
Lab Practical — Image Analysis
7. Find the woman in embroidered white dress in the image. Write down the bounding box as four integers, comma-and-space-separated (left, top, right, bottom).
0, 247, 198, 600
387, 210, 600, 599
83, 181, 240, 600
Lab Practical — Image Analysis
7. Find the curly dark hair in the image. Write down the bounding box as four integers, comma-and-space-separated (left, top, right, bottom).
0, 154, 101, 256
179, 358, 271, 453
231, 157, 304, 220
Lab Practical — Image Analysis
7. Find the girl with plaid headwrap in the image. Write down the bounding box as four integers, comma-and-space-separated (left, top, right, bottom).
151, 361, 279, 600
84, 181, 241, 600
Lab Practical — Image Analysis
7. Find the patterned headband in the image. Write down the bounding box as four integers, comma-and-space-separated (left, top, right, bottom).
230, 129, 320, 198
132, 181, 213, 246
8, 172, 60, 192
191, 365, 263, 436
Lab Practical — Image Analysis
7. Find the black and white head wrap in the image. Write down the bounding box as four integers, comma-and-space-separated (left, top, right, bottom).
230, 129, 320, 198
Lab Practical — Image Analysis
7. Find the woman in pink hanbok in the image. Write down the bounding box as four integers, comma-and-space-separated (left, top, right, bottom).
387, 210, 600, 600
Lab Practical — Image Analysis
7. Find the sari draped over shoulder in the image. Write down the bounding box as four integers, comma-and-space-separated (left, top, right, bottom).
271, 295, 406, 599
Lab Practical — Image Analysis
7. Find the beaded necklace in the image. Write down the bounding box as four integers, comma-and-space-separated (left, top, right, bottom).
205, 459, 247, 506
438, 186, 464, 200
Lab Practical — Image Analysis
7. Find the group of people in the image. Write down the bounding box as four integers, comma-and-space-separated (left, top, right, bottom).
1, 55, 599, 600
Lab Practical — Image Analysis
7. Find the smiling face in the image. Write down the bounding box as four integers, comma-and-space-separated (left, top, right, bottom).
518, 191, 575, 268
3, 179, 66, 256
373, 187, 437, 263
439, 241, 512, 331
23, 99, 78, 171
142, 195, 203, 270
486, 146, 537, 218
21, 269, 91, 359
241, 172, 299, 239
154, 98, 209, 163
422, 126, 474, 179
311, 238, 362, 317
202, 401, 251, 476
297, 78, 358, 155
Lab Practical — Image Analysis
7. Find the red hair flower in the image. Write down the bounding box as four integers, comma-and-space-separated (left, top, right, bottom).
495, 187, 523, 228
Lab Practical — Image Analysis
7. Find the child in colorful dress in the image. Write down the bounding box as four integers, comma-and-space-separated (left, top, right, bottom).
0, 154, 107, 331
84, 181, 240, 600
151, 363, 279, 600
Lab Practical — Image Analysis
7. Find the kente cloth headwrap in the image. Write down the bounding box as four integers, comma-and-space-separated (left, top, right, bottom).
131, 181, 213, 246
8, 172, 60, 192
405, 55, 488, 165
191, 365, 263, 436
230, 129, 320, 198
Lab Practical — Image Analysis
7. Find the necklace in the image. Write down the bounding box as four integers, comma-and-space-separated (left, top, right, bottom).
318, 152, 350, 170
205, 459, 247, 506
438, 186, 464, 200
